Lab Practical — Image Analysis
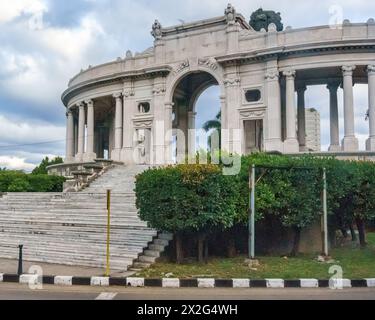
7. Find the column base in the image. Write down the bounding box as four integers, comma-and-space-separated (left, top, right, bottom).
342, 136, 359, 151
328, 144, 341, 152
75, 153, 83, 162
82, 152, 97, 162
111, 149, 121, 162
64, 157, 75, 164
263, 138, 283, 153
366, 136, 375, 151
284, 138, 299, 153
120, 147, 136, 165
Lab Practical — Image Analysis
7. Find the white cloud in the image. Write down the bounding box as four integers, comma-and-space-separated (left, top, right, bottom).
0, 115, 65, 145
0, 155, 36, 171
0, 0, 47, 24
0, 15, 106, 106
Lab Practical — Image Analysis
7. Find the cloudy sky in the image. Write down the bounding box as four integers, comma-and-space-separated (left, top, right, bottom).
0, 0, 374, 171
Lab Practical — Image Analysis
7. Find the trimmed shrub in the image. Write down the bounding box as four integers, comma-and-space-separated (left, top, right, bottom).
135, 164, 240, 262
0, 171, 65, 192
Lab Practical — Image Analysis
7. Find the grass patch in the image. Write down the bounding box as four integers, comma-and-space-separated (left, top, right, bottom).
136, 233, 375, 279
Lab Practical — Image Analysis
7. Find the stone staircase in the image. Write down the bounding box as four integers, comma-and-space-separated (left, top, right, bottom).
0, 165, 172, 272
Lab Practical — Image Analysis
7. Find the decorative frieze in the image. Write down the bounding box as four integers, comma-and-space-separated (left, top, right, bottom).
224, 77, 240, 87
198, 57, 218, 71
152, 85, 166, 95
173, 59, 190, 75
239, 108, 266, 119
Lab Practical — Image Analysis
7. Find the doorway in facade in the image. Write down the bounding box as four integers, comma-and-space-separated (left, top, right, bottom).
244, 119, 263, 154
171, 71, 220, 163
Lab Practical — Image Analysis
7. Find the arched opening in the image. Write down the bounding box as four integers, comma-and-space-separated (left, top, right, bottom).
171, 71, 220, 162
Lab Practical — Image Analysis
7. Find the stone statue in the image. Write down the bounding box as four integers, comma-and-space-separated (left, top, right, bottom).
151, 19, 162, 40
249, 8, 284, 32
225, 3, 236, 24
126, 50, 133, 58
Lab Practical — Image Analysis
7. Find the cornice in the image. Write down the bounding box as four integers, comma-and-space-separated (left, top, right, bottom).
62, 66, 172, 106
216, 42, 375, 66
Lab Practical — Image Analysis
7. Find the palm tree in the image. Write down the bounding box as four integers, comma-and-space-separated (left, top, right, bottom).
203, 111, 221, 132
203, 111, 221, 151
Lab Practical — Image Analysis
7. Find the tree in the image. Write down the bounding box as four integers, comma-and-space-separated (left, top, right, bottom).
203, 111, 221, 151
249, 8, 284, 32
32, 156, 63, 175
135, 164, 240, 263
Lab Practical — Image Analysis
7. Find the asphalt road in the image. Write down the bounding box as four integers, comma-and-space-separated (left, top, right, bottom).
0, 283, 375, 300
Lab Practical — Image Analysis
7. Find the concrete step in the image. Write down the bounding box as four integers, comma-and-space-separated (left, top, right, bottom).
137, 255, 157, 263
154, 239, 170, 246
132, 262, 152, 269
143, 249, 161, 258
159, 233, 174, 241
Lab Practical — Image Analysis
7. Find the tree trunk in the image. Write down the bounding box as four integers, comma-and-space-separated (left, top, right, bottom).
340, 228, 348, 238
290, 227, 301, 257
356, 218, 367, 248
349, 224, 357, 242
226, 237, 236, 258
197, 233, 206, 263
175, 233, 184, 264
204, 237, 209, 264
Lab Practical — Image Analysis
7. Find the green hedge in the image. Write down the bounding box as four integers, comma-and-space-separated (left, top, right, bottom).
0, 171, 65, 192
135, 153, 375, 258
136, 164, 240, 233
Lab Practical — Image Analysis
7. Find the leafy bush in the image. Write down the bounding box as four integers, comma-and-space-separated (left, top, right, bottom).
7, 178, 31, 192
0, 171, 65, 192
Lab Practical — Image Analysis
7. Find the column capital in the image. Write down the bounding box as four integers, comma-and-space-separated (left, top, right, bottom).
265, 70, 279, 80
122, 89, 134, 98
77, 102, 85, 109
283, 69, 296, 79
327, 81, 341, 92
367, 65, 375, 75
165, 101, 174, 109
113, 92, 122, 99
342, 65, 356, 76
296, 83, 307, 93
85, 99, 94, 107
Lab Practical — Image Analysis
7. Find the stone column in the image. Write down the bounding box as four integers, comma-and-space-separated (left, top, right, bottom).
187, 111, 196, 157
223, 69, 241, 154
341, 65, 358, 151
121, 85, 135, 165
366, 65, 375, 151
264, 69, 283, 152
296, 84, 307, 150
112, 92, 123, 161
283, 69, 299, 153
77, 102, 86, 161
164, 102, 174, 164
65, 109, 74, 162
74, 116, 78, 156
83, 99, 96, 162
327, 82, 341, 151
